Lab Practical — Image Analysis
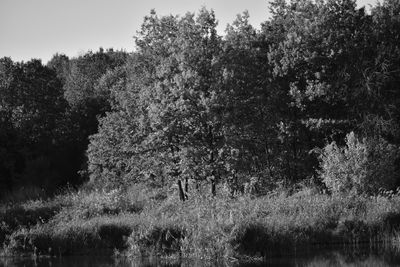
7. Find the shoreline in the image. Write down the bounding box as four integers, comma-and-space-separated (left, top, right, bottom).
2, 186, 400, 260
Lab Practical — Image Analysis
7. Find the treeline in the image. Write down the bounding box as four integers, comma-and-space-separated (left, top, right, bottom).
0, 48, 128, 195
1, 0, 400, 198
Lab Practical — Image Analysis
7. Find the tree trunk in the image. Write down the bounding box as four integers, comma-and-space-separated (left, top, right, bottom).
177, 180, 186, 201
211, 178, 216, 196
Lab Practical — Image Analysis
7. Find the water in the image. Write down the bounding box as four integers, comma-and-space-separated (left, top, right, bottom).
2, 249, 400, 267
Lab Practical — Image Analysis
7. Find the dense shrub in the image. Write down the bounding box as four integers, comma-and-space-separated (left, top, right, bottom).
319, 132, 399, 195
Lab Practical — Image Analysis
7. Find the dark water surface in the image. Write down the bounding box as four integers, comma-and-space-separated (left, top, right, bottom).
2, 249, 400, 267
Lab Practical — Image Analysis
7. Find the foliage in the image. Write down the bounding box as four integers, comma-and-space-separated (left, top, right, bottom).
0, 49, 130, 194
0, 58, 71, 192
1, 0, 400, 227
82, 1, 400, 194
87, 9, 227, 191
62, 48, 129, 171
319, 132, 399, 195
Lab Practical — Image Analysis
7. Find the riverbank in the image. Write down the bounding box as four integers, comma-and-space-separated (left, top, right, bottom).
2, 184, 400, 260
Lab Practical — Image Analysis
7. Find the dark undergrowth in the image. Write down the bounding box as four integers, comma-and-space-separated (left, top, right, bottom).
2, 184, 400, 261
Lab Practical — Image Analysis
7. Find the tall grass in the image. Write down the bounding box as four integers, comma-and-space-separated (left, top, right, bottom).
2, 184, 400, 260
125, 187, 400, 259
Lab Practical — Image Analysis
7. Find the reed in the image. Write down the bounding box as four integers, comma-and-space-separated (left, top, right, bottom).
2, 184, 400, 260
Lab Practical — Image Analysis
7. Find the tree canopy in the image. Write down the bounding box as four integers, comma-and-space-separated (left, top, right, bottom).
2, 0, 400, 197
88, 1, 400, 195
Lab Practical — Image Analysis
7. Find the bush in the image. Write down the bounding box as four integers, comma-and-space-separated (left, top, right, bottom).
319, 132, 399, 195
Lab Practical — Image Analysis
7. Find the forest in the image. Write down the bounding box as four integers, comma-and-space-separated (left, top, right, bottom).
1, 0, 400, 261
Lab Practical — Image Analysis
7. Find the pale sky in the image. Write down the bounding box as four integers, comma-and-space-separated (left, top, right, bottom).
0, 0, 378, 63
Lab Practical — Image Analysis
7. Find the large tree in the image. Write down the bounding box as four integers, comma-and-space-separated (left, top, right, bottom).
88, 9, 227, 195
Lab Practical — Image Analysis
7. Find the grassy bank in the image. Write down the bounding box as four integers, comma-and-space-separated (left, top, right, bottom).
2, 184, 400, 260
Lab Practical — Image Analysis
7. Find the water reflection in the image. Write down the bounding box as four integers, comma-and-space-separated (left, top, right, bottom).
2, 249, 400, 267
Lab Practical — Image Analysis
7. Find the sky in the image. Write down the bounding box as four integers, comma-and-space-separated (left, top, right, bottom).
0, 0, 378, 63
